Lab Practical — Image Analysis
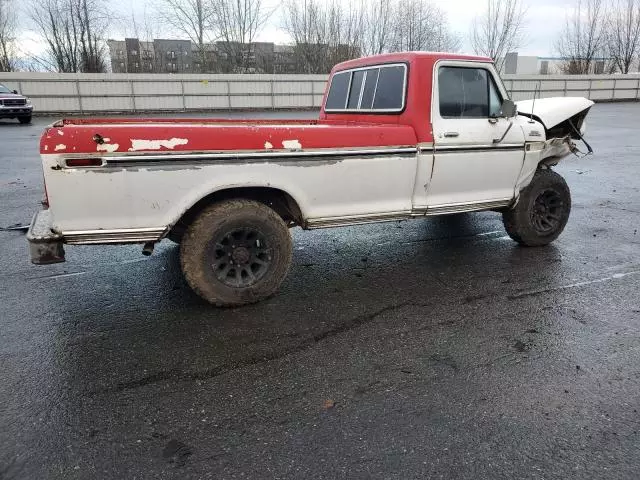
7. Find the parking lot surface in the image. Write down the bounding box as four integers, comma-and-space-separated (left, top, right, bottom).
1, 105, 639, 479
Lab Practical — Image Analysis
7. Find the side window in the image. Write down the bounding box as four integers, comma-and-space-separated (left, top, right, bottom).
439, 66, 502, 119
489, 78, 503, 117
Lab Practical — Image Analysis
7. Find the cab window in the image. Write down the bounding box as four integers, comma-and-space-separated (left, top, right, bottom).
325, 63, 407, 112
439, 66, 503, 119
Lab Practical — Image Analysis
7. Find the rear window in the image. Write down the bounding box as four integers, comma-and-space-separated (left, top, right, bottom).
324, 63, 407, 113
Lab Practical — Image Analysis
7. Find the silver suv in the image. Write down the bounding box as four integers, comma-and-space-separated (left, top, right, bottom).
0, 83, 33, 124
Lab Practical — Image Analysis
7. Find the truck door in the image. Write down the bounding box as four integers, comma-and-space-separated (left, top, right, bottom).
426, 62, 525, 212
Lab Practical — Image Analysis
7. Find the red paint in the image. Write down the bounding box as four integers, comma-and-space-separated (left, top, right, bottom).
41, 52, 493, 155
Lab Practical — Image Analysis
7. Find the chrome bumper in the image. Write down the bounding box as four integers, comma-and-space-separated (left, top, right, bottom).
26, 210, 65, 264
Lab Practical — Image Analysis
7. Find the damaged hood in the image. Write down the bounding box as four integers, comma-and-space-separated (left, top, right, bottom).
516, 97, 594, 129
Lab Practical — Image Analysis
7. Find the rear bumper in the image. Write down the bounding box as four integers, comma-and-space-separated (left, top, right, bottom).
26, 210, 66, 264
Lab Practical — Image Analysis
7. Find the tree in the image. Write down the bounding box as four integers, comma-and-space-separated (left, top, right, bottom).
471, 0, 527, 70
389, 0, 460, 53
361, 0, 393, 56
0, 0, 17, 71
324, 1, 365, 67
282, 0, 365, 73
606, 0, 640, 73
283, 0, 460, 74
211, 0, 275, 73
282, 0, 330, 73
29, 0, 108, 72
555, 0, 605, 74
157, 0, 213, 73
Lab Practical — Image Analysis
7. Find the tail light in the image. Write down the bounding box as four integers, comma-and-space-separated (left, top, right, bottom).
65, 158, 104, 168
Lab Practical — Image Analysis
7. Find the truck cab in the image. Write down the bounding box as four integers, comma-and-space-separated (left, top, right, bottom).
320, 52, 591, 213
28, 52, 594, 306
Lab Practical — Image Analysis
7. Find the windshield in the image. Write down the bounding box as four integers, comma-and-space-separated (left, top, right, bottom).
0, 84, 13, 94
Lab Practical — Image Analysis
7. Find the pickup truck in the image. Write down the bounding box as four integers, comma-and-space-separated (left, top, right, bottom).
27, 52, 594, 306
0, 83, 33, 124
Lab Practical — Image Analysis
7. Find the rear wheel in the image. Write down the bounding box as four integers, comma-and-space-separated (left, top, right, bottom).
18, 115, 32, 124
180, 199, 293, 306
503, 169, 571, 247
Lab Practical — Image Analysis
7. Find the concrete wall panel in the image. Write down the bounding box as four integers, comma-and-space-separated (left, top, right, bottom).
1, 72, 638, 114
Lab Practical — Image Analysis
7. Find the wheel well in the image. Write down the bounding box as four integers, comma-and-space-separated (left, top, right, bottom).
169, 187, 304, 239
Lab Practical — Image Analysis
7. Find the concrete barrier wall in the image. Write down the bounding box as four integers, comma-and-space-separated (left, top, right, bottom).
0, 72, 639, 114
502, 74, 640, 102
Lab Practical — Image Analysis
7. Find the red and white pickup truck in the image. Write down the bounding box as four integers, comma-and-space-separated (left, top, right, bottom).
28, 52, 594, 306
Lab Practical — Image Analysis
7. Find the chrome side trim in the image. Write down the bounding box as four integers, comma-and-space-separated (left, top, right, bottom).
101, 147, 419, 167
305, 198, 513, 228
426, 199, 513, 216
434, 144, 524, 152
63, 227, 166, 245
306, 211, 412, 229
62, 200, 514, 241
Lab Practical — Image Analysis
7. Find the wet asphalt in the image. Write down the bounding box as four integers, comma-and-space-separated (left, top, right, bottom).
0, 105, 639, 480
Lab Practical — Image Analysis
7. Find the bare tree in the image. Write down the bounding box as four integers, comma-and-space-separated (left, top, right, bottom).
432, 19, 463, 53
282, 0, 324, 73
606, 0, 640, 73
283, 0, 368, 73
0, 0, 17, 71
283, 0, 460, 73
471, 0, 527, 70
390, 0, 460, 53
30, 0, 80, 72
157, 0, 213, 72
30, 0, 108, 72
556, 0, 605, 74
361, 0, 393, 56
77, 0, 108, 72
211, 0, 274, 72
324, 0, 365, 67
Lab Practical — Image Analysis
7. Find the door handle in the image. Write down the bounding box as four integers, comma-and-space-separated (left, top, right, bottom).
443, 132, 459, 138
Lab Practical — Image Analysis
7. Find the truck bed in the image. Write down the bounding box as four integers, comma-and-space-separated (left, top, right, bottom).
43, 117, 417, 155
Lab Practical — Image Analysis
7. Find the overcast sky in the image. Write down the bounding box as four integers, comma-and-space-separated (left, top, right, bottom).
21, 0, 580, 58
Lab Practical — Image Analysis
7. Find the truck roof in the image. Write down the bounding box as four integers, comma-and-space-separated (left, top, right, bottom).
331, 51, 493, 73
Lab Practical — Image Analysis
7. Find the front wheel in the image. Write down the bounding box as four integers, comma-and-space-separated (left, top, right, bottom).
502, 169, 571, 247
18, 115, 32, 124
180, 199, 293, 306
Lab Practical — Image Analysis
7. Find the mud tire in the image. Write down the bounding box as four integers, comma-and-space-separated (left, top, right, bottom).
180, 199, 292, 306
503, 169, 571, 247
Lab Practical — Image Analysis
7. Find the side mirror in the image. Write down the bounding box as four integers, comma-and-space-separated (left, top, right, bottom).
501, 99, 517, 118
12, 90, 18, 94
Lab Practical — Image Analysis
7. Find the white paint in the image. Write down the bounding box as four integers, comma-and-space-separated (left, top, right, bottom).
44, 145, 48, 151
57, 130, 64, 136
40, 151, 416, 233
282, 139, 302, 150
97, 143, 120, 153
55, 144, 66, 151
129, 138, 189, 152
516, 97, 594, 129
264, 141, 273, 150
420, 59, 528, 208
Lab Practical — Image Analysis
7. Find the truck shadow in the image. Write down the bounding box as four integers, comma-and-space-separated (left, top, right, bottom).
46, 213, 568, 400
